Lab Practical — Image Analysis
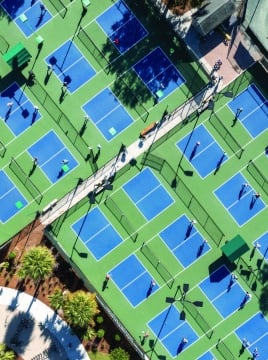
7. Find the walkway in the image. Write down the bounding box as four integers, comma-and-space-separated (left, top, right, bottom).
41, 79, 220, 225
0, 286, 90, 360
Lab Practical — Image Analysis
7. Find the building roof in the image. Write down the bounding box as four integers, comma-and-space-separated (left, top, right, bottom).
243, 0, 268, 55
192, 0, 236, 36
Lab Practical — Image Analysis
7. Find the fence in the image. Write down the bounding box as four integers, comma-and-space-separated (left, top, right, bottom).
141, 153, 225, 246
247, 160, 268, 196
0, 35, 9, 54
209, 113, 244, 158
47, 0, 67, 18
28, 79, 89, 160
182, 300, 213, 339
104, 196, 138, 242
77, 26, 110, 71
216, 340, 235, 360
9, 157, 43, 204
140, 242, 174, 288
0, 140, 7, 158
112, 73, 149, 123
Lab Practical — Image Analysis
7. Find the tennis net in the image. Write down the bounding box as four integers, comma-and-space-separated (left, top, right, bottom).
104, 196, 138, 242
140, 242, 174, 288
209, 113, 244, 158
0, 35, 9, 55
247, 159, 268, 196
47, 0, 67, 18
77, 26, 111, 72
9, 157, 43, 204
112, 72, 149, 123
182, 300, 213, 339
0, 140, 7, 158
216, 340, 235, 360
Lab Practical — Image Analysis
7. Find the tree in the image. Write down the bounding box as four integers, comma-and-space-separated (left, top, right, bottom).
18, 246, 55, 284
63, 290, 99, 329
0, 343, 15, 360
48, 288, 65, 311
110, 347, 130, 360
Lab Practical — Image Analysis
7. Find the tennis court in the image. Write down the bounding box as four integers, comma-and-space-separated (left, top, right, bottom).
28, 130, 78, 184
96, 0, 148, 54
228, 84, 268, 138
253, 232, 268, 260
123, 167, 174, 220
148, 305, 198, 357
198, 351, 215, 360
133, 47, 185, 101
0, 82, 42, 135
177, 124, 228, 178
215, 172, 266, 226
199, 265, 247, 318
1, 0, 52, 37
235, 312, 268, 360
110, 254, 159, 306
82, 88, 133, 140
72, 207, 123, 260
0, 170, 28, 223
159, 215, 211, 268
45, 40, 96, 93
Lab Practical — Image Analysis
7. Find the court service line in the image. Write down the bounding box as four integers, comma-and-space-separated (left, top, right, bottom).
0, 186, 15, 201
226, 189, 254, 209
121, 270, 147, 291
40, 147, 65, 167
95, 103, 122, 125
160, 321, 185, 342
136, 184, 162, 204
85, 223, 110, 243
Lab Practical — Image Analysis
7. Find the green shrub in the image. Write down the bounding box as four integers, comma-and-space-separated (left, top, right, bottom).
97, 329, 105, 338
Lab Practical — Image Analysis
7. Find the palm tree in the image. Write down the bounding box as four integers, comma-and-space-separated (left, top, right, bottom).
48, 288, 65, 311
63, 290, 99, 329
0, 343, 15, 360
18, 246, 55, 285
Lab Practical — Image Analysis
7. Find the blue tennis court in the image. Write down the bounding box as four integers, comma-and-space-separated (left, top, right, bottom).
214, 172, 266, 226
160, 215, 210, 268
235, 312, 268, 360
0, 170, 28, 223
82, 88, 133, 140
72, 207, 123, 260
177, 124, 228, 178
199, 265, 247, 318
228, 84, 268, 138
123, 168, 173, 220
1, 0, 51, 36
133, 47, 185, 101
197, 351, 215, 360
254, 232, 268, 261
148, 305, 198, 357
0, 82, 42, 135
110, 254, 159, 306
28, 130, 78, 184
45, 40, 96, 93
96, 0, 148, 54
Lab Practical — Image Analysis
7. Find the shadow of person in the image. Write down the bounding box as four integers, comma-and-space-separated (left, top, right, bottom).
189, 146, 197, 161
185, 224, 193, 239
196, 243, 205, 258
239, 344, 245, 357
249, 247, 256, 261
102, 279, 109, 292
5, 108, 12, 121
214, 154, 225, 175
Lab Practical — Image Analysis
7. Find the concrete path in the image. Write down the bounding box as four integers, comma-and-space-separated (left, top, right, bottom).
0, 286, 90, 360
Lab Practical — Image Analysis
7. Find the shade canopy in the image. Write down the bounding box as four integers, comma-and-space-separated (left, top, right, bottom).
221, 235, 249, 262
